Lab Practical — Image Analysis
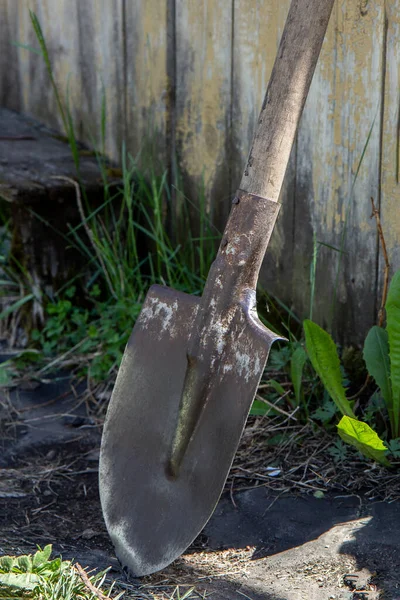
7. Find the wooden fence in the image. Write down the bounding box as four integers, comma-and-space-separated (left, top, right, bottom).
1, 0, 399, 343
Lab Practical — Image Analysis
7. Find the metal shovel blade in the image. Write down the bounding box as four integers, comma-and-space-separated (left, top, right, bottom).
99, 284, 279, 576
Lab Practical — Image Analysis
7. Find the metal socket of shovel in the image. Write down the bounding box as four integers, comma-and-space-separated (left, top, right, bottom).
99, 0, 335, 577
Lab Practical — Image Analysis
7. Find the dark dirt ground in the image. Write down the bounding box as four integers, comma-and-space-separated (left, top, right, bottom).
1, 375, 400, 599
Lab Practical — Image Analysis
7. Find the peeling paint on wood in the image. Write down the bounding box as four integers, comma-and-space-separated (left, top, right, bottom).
124, 0, 169, 167
175, 0, 232, 224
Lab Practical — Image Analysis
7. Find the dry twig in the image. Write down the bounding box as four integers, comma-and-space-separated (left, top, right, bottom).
75, 563, 109, 600
370, 196, 390, 327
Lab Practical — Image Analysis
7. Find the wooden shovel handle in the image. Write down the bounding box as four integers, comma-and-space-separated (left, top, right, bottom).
239, 0, 335, 201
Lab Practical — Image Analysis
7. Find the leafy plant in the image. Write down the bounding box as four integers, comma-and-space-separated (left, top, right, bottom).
387, 438, 400, 459
304, 270, 400, 465
327, 438, 349, 463
0, 545, 122, 600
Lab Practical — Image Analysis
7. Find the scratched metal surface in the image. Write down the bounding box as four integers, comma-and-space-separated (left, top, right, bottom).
99, 283, 280, 575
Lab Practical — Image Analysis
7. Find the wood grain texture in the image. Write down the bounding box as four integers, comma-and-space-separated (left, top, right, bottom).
0, 0, 21, 109
0, 0, 398, 343
294, 0, 384, 342
380, 3, 400, 296
124, 0, 170, 168
232, 0, 294, 302
175, 0, 232, 226
12, 0, 125, 161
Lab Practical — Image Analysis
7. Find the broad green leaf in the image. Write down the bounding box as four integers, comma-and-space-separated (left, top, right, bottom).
337, 416, 390, 466
46, 557, 62, 573
363, 326, 393, 421
0, 557, 14, 572
290, 346, 307, 406
268, 379, 286, 396
32, 545, 52, 569
386, 270, 400, 437
0, 572, 41, 590
16, 555, 32, 572
250, 399, 270, 416
303, 320, 354, 417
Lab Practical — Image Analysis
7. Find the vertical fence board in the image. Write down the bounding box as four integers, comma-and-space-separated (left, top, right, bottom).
124, 0, 170, 168
175, 0, 232, 226
232, 0, 294, 303
380, 5, 400, 293
13, 0, 125, 161
294, 1, 384, 342
0, 1, 21, 109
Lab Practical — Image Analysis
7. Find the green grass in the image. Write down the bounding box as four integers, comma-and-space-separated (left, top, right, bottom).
0, 11, 221, 385
0, 546, 203, 600
0, 545, 120, 600
19, 153, 220, 383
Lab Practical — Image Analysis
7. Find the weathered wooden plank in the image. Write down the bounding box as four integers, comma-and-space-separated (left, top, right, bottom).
294, 1, 384, 343
13, 0, 125, 161
0, 1, 21, 110
124, 0, 170, 169
380, 5, 400, 295
232, 0, 294, 304
175, 0, 232, 227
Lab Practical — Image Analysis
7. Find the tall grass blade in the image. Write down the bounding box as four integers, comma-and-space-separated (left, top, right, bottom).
29, 11, 68, 135
11, 41, 42, 55
0, 294, 34, 320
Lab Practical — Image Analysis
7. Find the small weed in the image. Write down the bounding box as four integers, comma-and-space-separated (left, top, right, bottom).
327, 439, 349, 463
311, 393, 339, 425
304, 269, 400, 465
387, 438, 400, 459
0, 546, 207, 600
0, 545, 122, 600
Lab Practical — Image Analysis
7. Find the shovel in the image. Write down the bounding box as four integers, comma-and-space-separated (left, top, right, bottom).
99, 0, 335, 577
